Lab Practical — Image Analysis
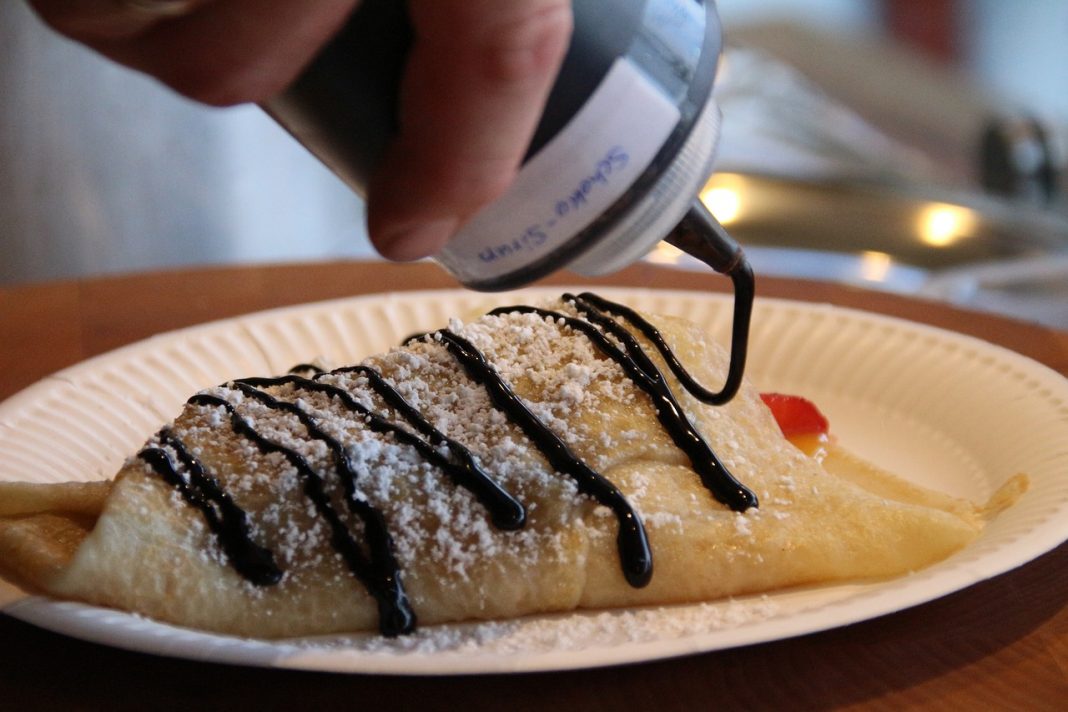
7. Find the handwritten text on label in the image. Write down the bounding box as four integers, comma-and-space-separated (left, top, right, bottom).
478, 146, 630, 264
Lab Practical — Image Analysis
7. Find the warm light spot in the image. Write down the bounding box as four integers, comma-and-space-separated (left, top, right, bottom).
700, 186, 742, 225
646, 241, 686, 265
919, 204, 977, 247
859, 251, 893, 282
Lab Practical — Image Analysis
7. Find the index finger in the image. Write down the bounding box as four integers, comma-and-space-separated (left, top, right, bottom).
29, 0, 214, 41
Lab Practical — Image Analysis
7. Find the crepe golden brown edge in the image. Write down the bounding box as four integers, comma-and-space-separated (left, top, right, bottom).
0, 299, 1026, 638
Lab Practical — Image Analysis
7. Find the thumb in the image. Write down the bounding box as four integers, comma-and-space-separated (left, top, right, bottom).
367, 0, 571, 261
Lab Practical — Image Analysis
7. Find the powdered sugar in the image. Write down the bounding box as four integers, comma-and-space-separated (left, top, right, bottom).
159, 302, 673, 595
285, 595, 782, 658
121, 294, 837, 640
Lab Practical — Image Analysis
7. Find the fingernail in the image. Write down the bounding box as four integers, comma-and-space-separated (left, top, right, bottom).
374, 218, 459, 261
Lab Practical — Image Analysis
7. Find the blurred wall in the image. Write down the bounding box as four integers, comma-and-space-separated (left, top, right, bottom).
964, 0, 1068, 121
0, 2, 373, 286
717, 0, 878, 31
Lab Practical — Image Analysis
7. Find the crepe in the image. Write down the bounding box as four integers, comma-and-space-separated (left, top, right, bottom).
0, 294, 1024, 638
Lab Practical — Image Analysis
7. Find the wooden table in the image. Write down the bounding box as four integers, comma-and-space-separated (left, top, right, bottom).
1, 261, 1066, 710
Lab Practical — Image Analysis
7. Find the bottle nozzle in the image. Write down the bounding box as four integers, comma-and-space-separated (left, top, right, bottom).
663, 199, 754, 404
665, 200, 745, 275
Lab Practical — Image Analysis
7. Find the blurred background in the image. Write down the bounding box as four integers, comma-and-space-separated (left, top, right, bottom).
2, 0, 1067, 325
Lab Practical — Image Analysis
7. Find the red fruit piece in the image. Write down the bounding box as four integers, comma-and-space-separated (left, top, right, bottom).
760, 393, 830, 438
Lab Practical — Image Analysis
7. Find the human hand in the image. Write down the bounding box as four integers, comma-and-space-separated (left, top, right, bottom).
28, 0, 572, 260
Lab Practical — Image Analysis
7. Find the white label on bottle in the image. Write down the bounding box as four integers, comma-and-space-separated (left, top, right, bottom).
434, 57, 681, 283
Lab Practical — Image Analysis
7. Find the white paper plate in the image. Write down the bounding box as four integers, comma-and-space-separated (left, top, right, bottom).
2, 288, 1067, 674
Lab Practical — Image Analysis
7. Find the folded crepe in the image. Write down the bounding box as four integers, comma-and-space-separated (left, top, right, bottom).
0, 294, 1023, 638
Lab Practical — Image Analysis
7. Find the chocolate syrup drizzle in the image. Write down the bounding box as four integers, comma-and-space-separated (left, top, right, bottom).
185, 391, 416, 636
139, 431, 283, 586
569, 292, 743, 405
136, 293, 756, 636
489, 294, 757, 511
419, 328, 654, 588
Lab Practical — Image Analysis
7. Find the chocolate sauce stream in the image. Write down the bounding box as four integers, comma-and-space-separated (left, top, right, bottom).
187, 392, 416, 637
571, 290, 749, 405
424, 329, 654, 588
138, 432, 283, 586
567, 293, 756, 510
488, 303, 756, 512
664, 201, 755, 404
